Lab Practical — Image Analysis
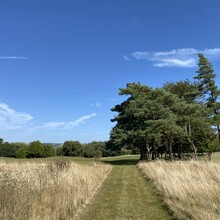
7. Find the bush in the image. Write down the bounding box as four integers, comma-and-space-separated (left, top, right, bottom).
16, 148, 26, 158
26, 141, 45, 158
43, 144, 56, 157
0, 142, 20, 157
62, 141, 83, 156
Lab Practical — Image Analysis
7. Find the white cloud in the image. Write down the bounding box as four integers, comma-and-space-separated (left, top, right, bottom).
154, 58, 196, 68
43, 122, 66, 129
43, 113, 97, 130
129, 48, 220, 68
122, 55, 130, 61
0, 102, 97, 135
0, 103, 33, 131
91, 102, 102, 107
131, 51, 149, 60
0, 56, 27, 59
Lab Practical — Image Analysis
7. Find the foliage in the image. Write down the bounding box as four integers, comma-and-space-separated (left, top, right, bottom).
163, 79, 200, 103
194, 54, 220, 142
62, 141, 83, 156
0, 142, 21, 158
26, 141, 45, 158
16, 148, 26, 158
109, 59, 216, 161
43, 144, 56, 157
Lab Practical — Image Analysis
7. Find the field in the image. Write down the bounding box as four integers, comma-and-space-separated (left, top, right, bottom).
139, 160, 220, 220
0, 158, 111, 220
1, 154, 220, 220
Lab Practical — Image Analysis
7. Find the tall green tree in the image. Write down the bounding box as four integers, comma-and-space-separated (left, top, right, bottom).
163, 80, 199, 103
110, 83, 214, 161
26, 141, 45, 158
62, 141, 83, 156
110, 83, 184, 160
194, 54, 220, 142
43, 144, 56, 157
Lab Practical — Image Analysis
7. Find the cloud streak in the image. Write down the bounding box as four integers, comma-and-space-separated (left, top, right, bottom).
122, 55, 130, 61
43, 113, 97, 130
129, 48, 220, 68
0, 56, 27, 59
91, 102, 102, 107
0, 101, 97, 133
0, 103, 33, 131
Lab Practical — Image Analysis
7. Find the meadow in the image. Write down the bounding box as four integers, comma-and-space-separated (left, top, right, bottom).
2, 154, 220, 220
138, 159, 220, 220
0, 158, 111, 220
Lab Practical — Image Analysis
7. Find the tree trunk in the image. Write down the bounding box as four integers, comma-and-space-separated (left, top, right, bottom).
146, 144, 152, 161
168, 142, 173, 161
139, 145, 147, 161
185, 123, 198, 160
217, 125, 220, 144
152, 143, 158, 160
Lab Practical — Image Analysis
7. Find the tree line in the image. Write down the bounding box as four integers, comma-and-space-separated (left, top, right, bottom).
109, 54, 220, 161
0, 139, 56, 158
0, 139, 134, 159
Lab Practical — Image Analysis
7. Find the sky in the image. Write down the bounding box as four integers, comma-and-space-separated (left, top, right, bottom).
0, 0, 220, 143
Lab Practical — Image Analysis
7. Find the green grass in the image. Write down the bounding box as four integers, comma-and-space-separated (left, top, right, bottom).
211, 152, 220, 162
79, 155, 172, 220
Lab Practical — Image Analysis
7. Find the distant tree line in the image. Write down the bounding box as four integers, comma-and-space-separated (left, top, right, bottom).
0, 139, 134, 159
56, 140, 136, 157
0, 139, 56, 158
109, 54, 220, 161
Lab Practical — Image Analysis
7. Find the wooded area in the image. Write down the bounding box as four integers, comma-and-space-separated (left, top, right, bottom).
109, 54, 220, 160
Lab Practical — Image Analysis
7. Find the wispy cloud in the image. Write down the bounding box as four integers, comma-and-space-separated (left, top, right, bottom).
122, 55, 130, 61
128, 48, 220, 68
154, 58, 196, 68
91, 102, 102, 107
0, 56, 27, 59
43, 113, 97, 130
0, 103, 33, 131
0, 101, 97, 133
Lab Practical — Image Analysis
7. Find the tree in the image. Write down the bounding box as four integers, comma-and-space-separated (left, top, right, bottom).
62, 141, 83, 156
0, 142, 20, 157
110, 83, 214, 161
163, 80, 199, 103
43, 144, 56, 157
110, 83, 184, 160
16, 148, 26, 158
194, 54, 220, 142
110, 83, 152, 160
26, 141, 45, 158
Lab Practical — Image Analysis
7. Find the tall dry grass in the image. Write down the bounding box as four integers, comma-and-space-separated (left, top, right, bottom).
138, 161, 220, 220
0, 159, 111, 220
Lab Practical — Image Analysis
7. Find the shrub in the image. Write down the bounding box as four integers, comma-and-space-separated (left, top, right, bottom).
16, 148, 26, 158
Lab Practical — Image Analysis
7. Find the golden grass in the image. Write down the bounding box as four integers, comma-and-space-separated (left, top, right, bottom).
138, 161, 220, 220
0, 159, 111, 220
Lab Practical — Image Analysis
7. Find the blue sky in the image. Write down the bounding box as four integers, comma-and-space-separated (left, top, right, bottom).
1, 0, 220, 143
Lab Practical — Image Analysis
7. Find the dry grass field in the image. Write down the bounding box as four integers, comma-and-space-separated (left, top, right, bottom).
138, 160, 220, 220
0, 159, 111, 220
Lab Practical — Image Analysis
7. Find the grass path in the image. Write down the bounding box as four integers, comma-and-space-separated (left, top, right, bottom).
79, 156, 172, 220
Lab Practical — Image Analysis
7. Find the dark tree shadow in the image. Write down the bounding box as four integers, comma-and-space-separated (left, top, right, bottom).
102, 158, 139, 166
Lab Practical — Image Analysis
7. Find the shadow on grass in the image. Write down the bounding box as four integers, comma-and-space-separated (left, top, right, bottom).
102, 158, 139, 166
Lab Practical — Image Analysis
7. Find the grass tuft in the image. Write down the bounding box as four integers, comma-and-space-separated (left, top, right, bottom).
138, 161, 220, 220
0, 159, 111, 220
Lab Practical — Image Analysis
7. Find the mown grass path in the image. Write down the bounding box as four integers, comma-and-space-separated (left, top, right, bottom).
79, 156, 172, 220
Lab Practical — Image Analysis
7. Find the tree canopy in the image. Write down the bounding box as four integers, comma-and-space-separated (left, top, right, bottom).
109, 54, 218, 161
